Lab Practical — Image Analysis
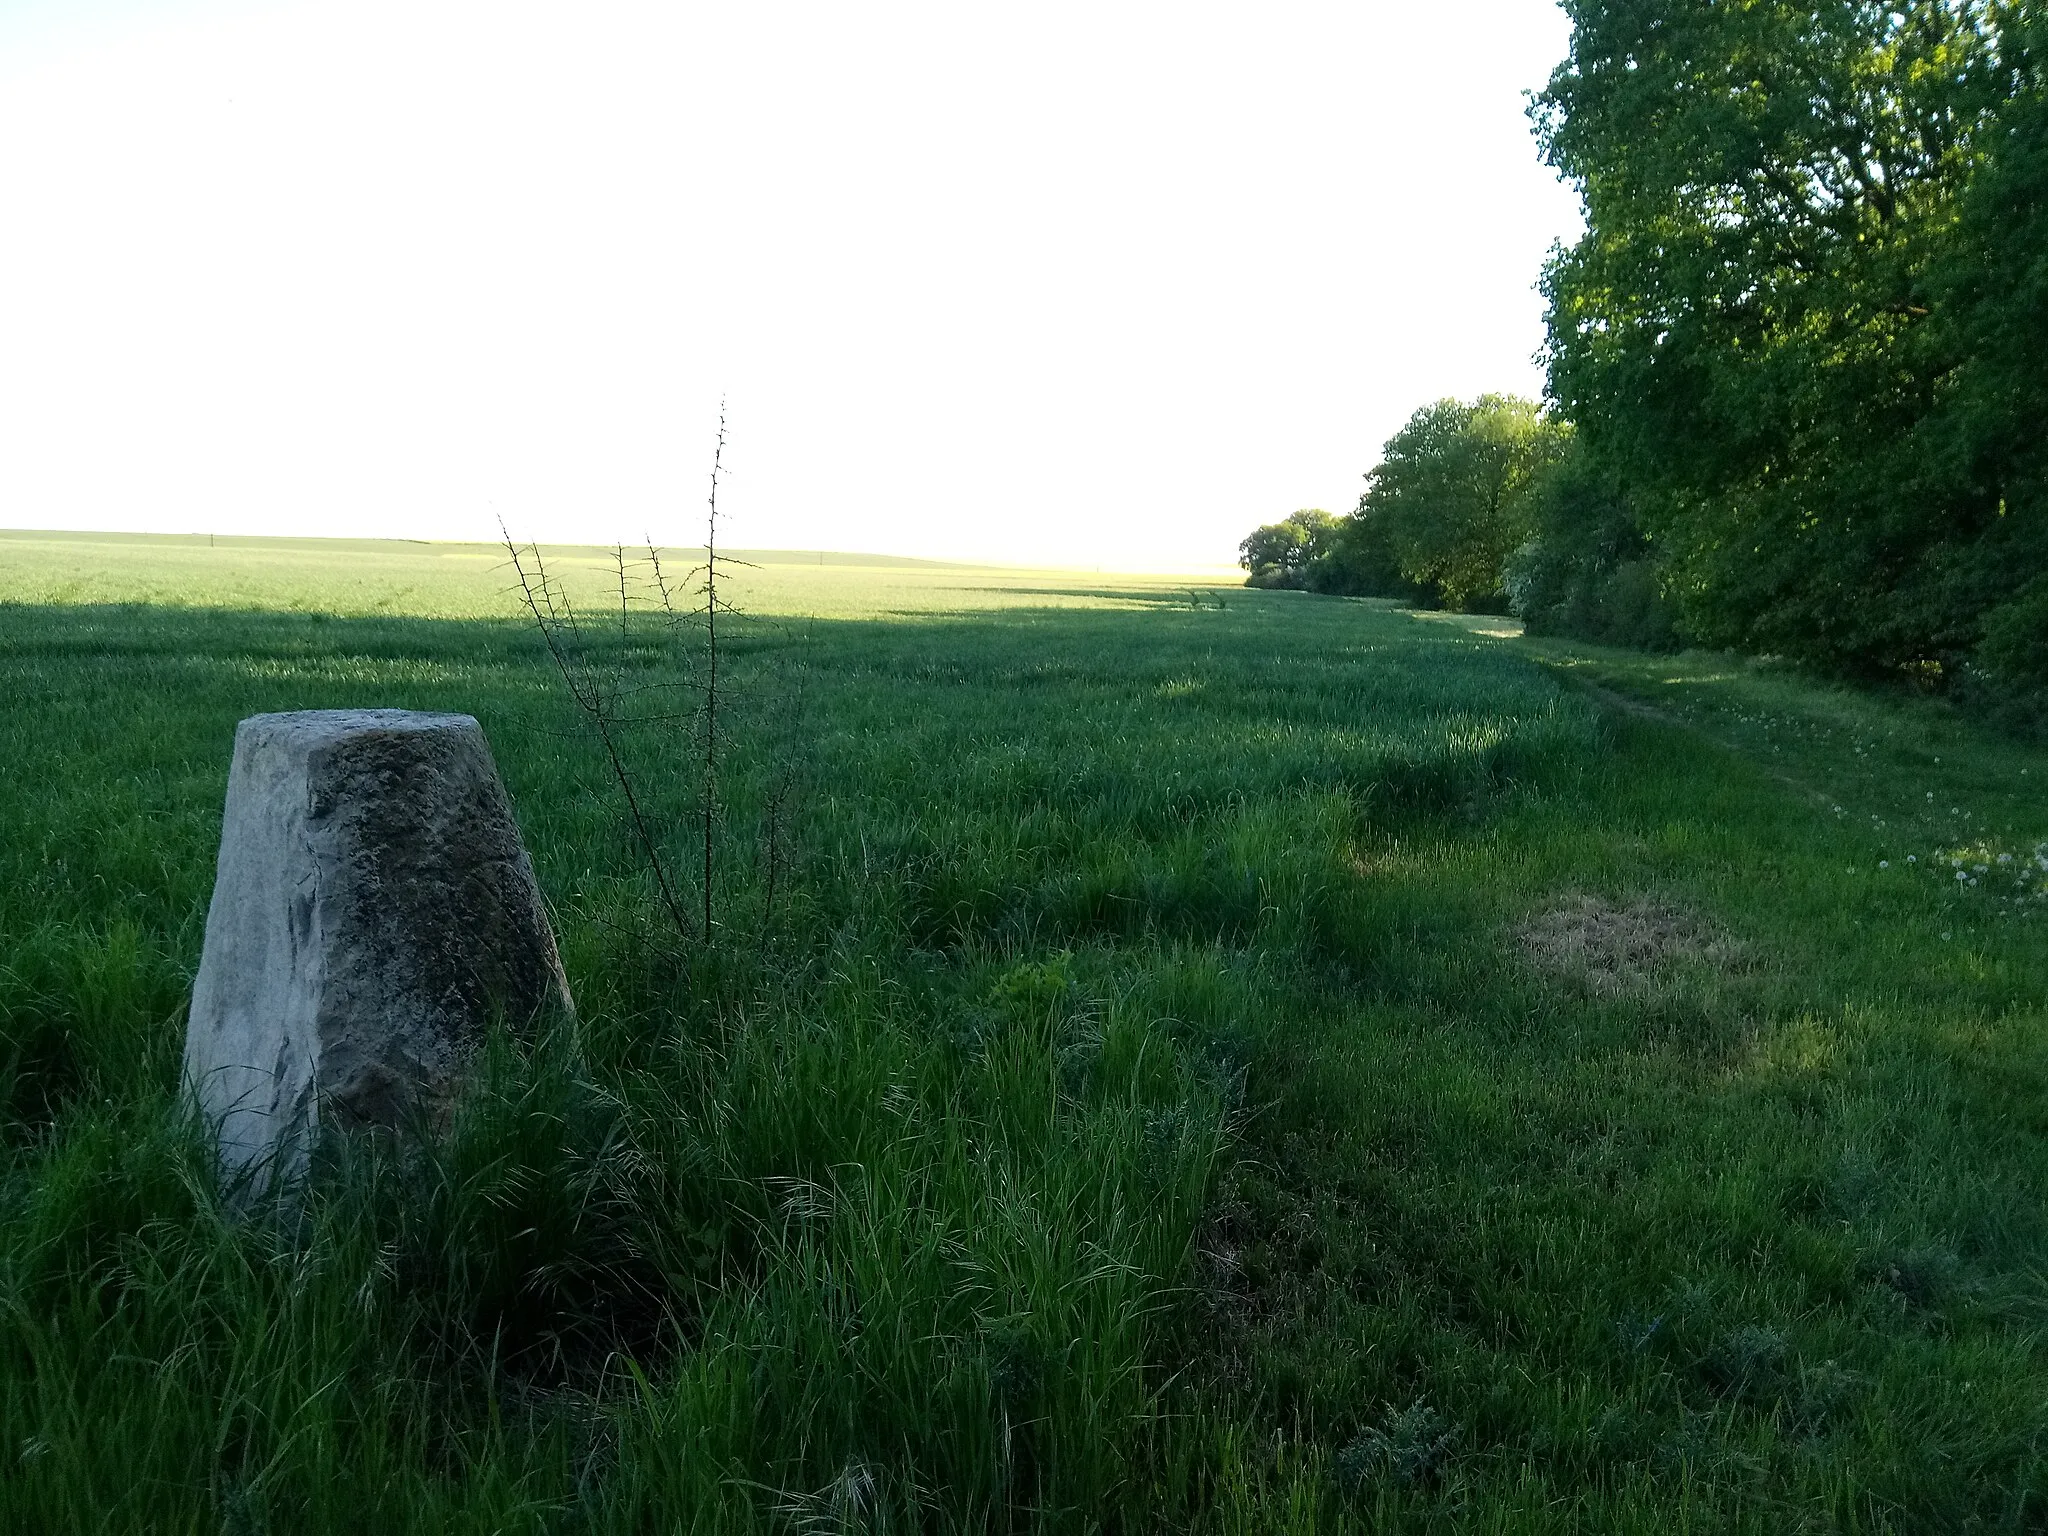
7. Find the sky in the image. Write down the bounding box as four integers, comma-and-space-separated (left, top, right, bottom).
0, 0, 1584, 569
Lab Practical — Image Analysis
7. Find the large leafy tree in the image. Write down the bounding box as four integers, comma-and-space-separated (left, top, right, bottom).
1357, 395, 1569, 611
1238, 509, 1343, 588
1536, 0, 2042, 676
1937, 12, 2048, 691
1505, 436, 1677, 648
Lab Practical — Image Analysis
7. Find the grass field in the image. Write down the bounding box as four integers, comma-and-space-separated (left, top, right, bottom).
2, 530, 2045, 1532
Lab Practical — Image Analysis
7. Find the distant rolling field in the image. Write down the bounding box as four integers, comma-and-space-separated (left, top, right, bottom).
0, 527, 1234, 619
2, 531, 2044, 1532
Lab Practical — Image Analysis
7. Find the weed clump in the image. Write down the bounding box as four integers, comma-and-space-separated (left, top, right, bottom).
1335, 1399, 1459, 1492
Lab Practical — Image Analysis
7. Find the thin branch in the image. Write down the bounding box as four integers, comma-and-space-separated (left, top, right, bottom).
702, 400, 727, 940
502, 520, 698, 946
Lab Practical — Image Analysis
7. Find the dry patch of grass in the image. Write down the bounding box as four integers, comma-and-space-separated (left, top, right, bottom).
1516, 894, 1744, 995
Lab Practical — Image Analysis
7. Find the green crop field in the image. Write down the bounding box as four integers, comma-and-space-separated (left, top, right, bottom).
2, 529, 2045, 1532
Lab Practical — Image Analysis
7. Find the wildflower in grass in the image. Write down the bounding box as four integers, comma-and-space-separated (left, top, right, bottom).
1879, 861, 1889, 870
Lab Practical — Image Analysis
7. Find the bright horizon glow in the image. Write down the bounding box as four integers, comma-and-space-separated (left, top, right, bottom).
0, 1, 1582, 569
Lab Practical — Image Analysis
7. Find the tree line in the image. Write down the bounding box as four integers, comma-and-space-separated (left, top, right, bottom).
1243, 2, 2047, 717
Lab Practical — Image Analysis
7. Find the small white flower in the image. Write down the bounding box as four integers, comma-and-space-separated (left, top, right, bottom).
1879, 861, 1889, 870
1908, 855, 1918, 864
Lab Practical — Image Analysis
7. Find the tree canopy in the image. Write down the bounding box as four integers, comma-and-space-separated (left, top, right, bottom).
1238, 510, 1342, 589
1236, 398, 1568, 611
1536, 0, 2047, 683
1357, 395, 1569, 611
1236, 3, 2046, 719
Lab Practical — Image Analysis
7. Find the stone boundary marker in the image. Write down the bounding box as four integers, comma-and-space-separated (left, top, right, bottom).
184, 709, 571, 1194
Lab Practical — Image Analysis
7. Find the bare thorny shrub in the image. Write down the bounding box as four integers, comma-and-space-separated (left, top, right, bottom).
501, 406, 810, 972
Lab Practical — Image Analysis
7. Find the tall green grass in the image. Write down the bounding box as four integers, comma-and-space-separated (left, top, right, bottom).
1, 543, 2044, 1530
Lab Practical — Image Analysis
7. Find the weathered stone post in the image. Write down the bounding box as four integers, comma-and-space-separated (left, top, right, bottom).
184, 710, 570, 1193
